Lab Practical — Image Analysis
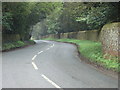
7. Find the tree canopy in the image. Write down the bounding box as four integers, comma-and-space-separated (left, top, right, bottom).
2, 2, 57, 40
2, 2, 120, 40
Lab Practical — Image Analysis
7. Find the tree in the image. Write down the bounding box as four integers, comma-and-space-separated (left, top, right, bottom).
32, 2, 63, 39
75, 2, 120, 30
59, 2, 120, 31
45, 3, 63, 34
2, 2, 56, 40
32, 2, 120, 38
5, 2, 119, 40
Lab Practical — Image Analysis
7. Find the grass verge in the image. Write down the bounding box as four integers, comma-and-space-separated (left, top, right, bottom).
43, 38, 119, 72
2, 40, 35, 51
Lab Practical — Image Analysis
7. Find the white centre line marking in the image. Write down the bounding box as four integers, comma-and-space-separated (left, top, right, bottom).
51, 44, 54, 47
41, 74, 63, 89
53, 44, 54, 46
46, 48, 50, 50
32, 55, 37, 60
38, 51, 43, 54
32, 62, 38, 70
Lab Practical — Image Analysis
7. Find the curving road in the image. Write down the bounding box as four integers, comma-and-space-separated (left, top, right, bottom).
2, 40, 118, 88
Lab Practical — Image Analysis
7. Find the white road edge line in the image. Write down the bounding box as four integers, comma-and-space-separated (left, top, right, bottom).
32, 62, 38, 70
32, 55, 37, 60
41, 74, 63, 89
38, 51, 43, 54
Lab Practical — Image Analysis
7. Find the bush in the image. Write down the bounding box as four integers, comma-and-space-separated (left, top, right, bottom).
2, 40, 35, 51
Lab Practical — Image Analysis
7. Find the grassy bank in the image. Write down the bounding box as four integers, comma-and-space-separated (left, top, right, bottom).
43, 38, 119, 72
2, 40, 35, 51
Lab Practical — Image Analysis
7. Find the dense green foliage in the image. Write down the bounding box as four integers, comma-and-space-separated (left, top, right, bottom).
43, 38, 119, 72
2, 40, 35, 51
32, 3, 63, 39
59, 2, 119, 31
2, 2, 57, 40
32, 2, 119, 39
2, 2, 119, 40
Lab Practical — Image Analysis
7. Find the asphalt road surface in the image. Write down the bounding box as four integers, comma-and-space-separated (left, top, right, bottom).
2, 40, 118, 88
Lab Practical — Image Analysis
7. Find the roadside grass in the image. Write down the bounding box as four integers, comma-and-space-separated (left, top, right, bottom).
43, 38, 119, 72
2, 40, 35, 51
